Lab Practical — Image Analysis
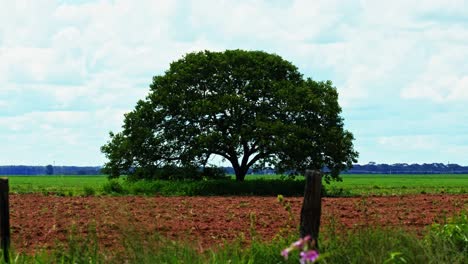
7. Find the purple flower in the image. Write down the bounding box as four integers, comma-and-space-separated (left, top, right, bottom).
281, 248, 291, 259
293, 240, 304, 249
282, 236, 318, 263
299, 250, 319, 264
292, 235, 312, 249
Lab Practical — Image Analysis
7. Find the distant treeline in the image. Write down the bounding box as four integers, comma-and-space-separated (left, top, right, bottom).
345, 163, 468, 174
230, 163, 468, 175
0, 165, 102, 175
0, 162, 467, 175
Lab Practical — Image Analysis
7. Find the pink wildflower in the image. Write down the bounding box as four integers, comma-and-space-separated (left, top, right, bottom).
281, 236, 319, 263
293, 235, 311, 249
281, 248, 292, 259
300, 250, 319, 264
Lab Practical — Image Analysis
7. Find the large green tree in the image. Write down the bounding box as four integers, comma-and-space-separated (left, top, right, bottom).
101, 50, 358, 182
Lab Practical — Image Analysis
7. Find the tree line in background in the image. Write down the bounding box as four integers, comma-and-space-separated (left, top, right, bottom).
0, 163, 467, 175
231, 163, 468, 174
347, 162, 468, 174
0, 166, 101, 175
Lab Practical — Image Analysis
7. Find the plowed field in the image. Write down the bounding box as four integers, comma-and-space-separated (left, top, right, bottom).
10, 194, 468, 253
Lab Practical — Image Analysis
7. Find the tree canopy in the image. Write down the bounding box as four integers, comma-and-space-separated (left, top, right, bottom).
101, 50, 358, 182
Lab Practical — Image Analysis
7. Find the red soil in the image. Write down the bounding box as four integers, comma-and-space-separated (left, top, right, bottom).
10, 194, 468, 253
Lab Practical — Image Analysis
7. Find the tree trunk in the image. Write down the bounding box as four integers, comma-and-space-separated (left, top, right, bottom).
299, 170, 322, 249
234, 167, 247, 181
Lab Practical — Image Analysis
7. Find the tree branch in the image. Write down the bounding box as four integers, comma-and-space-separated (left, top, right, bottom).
247, 152, 270, 168
240, 140, 250, 168
210, 150, 232, 161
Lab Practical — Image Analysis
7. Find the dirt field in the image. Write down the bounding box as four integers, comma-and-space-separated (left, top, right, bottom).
10, 194, 468, 253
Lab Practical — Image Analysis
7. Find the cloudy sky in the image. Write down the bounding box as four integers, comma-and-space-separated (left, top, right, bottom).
1, 0, 467, 166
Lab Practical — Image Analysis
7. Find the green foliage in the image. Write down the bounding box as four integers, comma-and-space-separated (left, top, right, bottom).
108, 178, 306, 196
0, 227, 103, 264
320, 226, 467, 264
102, 180, 126, 194
429, 211, 468, 253
127, 165, 227, 181
52, 227, 102, 264
384, 252, 408, 264
82, 186, 96, 196
101, 49, 357, 182
321, 185, 353, 197
201, 166, 227, 180
113, 231, 295, 264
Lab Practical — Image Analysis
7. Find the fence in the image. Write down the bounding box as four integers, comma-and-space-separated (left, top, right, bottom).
300, 170, 322, 248
0, 179, 9, 263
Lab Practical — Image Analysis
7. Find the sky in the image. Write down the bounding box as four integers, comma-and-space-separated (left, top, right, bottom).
1, 0, 467, 166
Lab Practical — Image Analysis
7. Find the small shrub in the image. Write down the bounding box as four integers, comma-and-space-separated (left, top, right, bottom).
103, 180, 126, 194
325, 186, 352, 197
117, 178, 307, 196
83, 186, 96, 196
201, 166, 227, 180
128, 165, 226, 181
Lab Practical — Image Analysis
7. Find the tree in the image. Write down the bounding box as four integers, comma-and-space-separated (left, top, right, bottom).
45, 165, 54, 175
101, 50, 358, 182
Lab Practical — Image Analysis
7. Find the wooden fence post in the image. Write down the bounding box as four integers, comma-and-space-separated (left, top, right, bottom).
299, 170, 322, 249
0, 178, 9, 263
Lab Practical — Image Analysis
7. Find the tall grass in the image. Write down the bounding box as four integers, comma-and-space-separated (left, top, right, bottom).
321, 227, 466, 263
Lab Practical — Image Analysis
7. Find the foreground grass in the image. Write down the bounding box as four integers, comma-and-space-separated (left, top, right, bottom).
4, 174, 468, 197
5, 212, 468, 263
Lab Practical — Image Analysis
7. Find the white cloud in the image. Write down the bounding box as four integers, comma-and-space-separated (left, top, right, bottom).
0, 111, 87, 131
0, 108, 129, 165
377, 135, 438, 150
375, 133, 468, 165
444, 145, 468, 157
0, 1, 59, 47
0, 1, 183, 106
401, 44, 468, 102
1, 0, 468, 165
1, 0, 467, 99
188, 0, 342, 43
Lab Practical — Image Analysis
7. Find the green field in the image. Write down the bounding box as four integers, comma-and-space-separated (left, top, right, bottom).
3, 174, 468, 196
245, 173, 468, 196
5, 175, 109, 195
328, 174, 468, 196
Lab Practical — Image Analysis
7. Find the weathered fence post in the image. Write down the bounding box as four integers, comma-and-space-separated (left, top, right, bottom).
0, 178, 9, 263
299, 170, 322, 249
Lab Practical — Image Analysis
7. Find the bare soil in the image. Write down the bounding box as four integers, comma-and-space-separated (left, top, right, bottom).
10, 194, 468, 253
